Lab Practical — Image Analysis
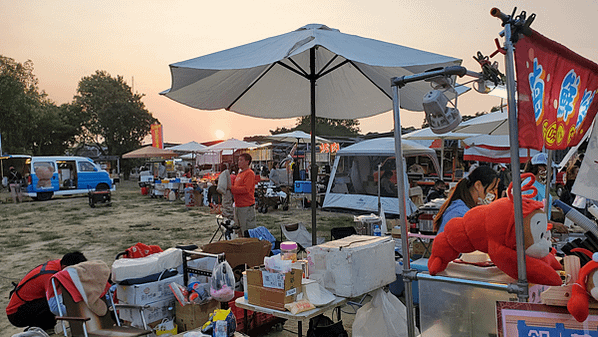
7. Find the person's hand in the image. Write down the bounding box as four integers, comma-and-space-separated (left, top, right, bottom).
550, 221, 569, 234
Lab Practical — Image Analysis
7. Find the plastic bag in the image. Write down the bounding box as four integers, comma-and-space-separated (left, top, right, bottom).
210, 260, 235, 302
352, 288, 418, 337
155, 318, 178, 336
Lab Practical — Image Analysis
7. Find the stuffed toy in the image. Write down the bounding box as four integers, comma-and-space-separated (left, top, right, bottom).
428, 173, 563, 286
567, 248, 598, 322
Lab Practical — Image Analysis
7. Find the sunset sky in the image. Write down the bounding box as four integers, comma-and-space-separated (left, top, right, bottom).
2, 0, 597, 144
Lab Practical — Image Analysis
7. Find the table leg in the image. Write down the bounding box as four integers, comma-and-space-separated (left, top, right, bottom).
297, 320, 302, 337
243, 308, 248, 334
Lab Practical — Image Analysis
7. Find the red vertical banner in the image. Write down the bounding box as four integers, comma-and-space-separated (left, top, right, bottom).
151, 123, 163, 149
515, 29, 598, 150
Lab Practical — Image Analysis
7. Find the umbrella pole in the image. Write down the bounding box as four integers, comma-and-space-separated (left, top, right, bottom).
310, 47, 317, 246
392, 85, 417, 337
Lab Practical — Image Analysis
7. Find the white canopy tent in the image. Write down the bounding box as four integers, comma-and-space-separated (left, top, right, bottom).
323, 138, 440, 216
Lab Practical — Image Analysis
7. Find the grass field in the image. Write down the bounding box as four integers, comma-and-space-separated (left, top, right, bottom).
0, 180, 356, 336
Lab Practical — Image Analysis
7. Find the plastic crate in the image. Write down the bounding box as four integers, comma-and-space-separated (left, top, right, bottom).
228, 291, 280, 333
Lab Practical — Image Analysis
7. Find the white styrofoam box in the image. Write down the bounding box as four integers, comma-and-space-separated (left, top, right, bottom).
306, 235, 395, 297
119, 298, 175, 328
116, 274, 183, 305
186, 256, 217, 283
112, 248, 183, 282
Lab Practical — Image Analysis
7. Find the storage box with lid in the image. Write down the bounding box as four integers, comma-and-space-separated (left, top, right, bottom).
119, 297, 176, 328
306, 235, 395, 297
116, 274, 183, 305
294, 181, 311, 193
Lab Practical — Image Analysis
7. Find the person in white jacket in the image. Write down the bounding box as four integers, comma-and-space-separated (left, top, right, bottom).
217, 164, 234, 221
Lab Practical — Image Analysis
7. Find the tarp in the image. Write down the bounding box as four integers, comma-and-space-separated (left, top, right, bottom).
572, 122, 598, 201
322, 138, 439, 216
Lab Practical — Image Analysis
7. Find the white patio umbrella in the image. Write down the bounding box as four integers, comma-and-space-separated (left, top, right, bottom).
454, 110, 509, 135
403, 128, 478, 177
162, 23, 463, 244
206, 138, 257, 152
268, 130, 331, 144
269, 130, 331, 171
167, 141, 208, 153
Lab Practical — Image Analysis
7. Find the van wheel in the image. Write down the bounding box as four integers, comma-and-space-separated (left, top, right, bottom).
37, 192, 53, 201
96, 183, 110, 191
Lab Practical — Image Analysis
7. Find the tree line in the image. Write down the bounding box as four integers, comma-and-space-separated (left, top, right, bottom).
0, 55, 157, 157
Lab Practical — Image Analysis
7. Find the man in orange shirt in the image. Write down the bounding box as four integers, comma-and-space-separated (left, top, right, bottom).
6, 251, 87, 330
229, 153, 256, 236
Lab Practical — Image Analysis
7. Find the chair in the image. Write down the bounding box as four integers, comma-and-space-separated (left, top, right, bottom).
280, 223, 325, 252
51, 264, 152, 337
330, 226, 357, 240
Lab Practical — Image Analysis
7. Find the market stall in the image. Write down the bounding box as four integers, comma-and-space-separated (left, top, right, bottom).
391, 7, 598, 336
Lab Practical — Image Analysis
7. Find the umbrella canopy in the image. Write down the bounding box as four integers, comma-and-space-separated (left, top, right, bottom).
167, 141, 208, 153
162, 24, 461, 118
162, 23, 463, 244
122, 146, 178, 159
205, 138, 257, 151
268, 130, 331, 144
454, 111, 509, 135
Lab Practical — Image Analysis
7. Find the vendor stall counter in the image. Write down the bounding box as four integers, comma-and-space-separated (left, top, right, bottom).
416, 260, 519, 336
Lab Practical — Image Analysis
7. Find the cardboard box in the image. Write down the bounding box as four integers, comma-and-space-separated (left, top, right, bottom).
246, 266, 302, 311
116, 274, 183, 305
307, 235, 396, 297
119, 298, 176, 328
202, 238, 271, 271
175, 299, 219, 332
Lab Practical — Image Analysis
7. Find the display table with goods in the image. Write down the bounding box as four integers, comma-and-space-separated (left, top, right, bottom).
234, 295, 348, 337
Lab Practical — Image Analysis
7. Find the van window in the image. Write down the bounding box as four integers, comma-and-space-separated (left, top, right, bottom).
33, 161, 55, 174
78, 161, 96, 172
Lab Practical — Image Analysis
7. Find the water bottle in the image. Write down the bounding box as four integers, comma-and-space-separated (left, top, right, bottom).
373, 224, 382, 237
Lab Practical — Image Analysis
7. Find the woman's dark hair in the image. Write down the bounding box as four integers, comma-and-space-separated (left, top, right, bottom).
433, 166, 498, 232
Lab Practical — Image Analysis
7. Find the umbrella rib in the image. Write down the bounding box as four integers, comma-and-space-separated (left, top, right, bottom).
276, 60, 309, 79
316, 55, 339, 77
317, 59, 349, 78
347, 60, 392, 100
226, 62, 278, 111
285, 57, 309, 78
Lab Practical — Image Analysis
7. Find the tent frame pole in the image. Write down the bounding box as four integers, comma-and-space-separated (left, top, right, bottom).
503, 21, 529, 303
392, 65, 468, 337
310, 47, 318, 246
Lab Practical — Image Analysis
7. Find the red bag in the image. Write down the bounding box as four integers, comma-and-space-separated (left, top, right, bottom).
123, 242, 162, 258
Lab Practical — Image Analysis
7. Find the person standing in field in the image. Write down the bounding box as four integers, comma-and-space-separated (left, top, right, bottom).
229, 153, 256, 236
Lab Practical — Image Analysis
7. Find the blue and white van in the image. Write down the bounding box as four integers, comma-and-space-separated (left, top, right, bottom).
25, 156, 113, 201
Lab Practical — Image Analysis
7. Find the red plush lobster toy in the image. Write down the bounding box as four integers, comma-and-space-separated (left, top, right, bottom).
568, 248, 598, 322
428, 173, 563, 286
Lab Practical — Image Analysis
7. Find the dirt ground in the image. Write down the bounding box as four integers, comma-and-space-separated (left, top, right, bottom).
0, 180, 360, 336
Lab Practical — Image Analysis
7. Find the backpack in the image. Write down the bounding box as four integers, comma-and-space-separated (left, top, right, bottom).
306, 314, 348, 337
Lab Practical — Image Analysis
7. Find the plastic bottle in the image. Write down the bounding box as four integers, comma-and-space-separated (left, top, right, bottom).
280, 241, 298, 262
373, 225, 382, 237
